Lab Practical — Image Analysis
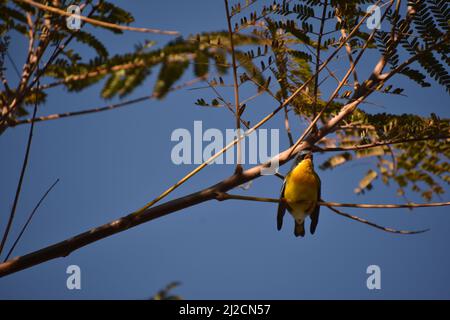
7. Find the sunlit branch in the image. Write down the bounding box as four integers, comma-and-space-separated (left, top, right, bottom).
287, 0, 392, 159
18, 0, 179, 35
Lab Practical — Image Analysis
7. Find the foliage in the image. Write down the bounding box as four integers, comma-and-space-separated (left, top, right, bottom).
320, 112, 449, 200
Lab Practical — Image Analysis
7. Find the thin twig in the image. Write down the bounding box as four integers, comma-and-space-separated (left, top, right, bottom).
5, 52, 21, 79
215, 193, 450, 209
312, 0, 328, 121
326, 206, 428, 235
316, 135, 450, 152
284, 107, 295, 146
18, 0, 179, 35
11, 76, 206, 126
336, 12, 359, 86
205, 80, 250, 129
321, 201, 450, 209
224, 0, 243, 172
246, 75, 294, 145
4, 179, 60, 261
0, 80, 39, 256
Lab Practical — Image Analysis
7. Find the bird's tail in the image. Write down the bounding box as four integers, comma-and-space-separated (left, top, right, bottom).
294, 220, 305, 237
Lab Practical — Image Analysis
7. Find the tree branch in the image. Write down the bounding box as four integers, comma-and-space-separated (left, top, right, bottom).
0, 85, 38, 256
215, 193, 450, 209
326, 206, 429, 235
18, 0, 179, 35
224, 0, 243, 173
316, 135, 450, 152
3, 179, 60, 262
10, 76, 206, 126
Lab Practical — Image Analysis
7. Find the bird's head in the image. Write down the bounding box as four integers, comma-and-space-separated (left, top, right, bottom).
294, 150, 313, 164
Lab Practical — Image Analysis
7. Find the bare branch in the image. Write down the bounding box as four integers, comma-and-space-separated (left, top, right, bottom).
326, 206, 429, 235
321, 201, 450, 209
215, 193, 450, 209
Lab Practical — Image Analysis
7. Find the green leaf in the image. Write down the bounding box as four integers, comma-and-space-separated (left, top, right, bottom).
194, 50, 209, 77
71, 31, 109, 59
153, 59, 189, 98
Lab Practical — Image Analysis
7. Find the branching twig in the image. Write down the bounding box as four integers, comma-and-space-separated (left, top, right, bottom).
205, 80, 250, 129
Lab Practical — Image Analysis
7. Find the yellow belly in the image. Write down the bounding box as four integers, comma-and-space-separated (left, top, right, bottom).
284, 160, 319, 220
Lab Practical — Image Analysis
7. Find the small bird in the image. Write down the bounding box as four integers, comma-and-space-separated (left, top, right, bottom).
277, 150, 321, 237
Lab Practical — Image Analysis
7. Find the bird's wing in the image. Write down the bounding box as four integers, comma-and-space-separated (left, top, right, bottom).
277, 175, 288, 231
310, 172, 321, 235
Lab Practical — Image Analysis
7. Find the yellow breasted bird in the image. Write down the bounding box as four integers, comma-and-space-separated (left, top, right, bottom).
277, 150, 321, 237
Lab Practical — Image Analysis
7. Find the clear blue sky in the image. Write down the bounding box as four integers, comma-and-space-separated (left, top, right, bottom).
1, 1, 449, 299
